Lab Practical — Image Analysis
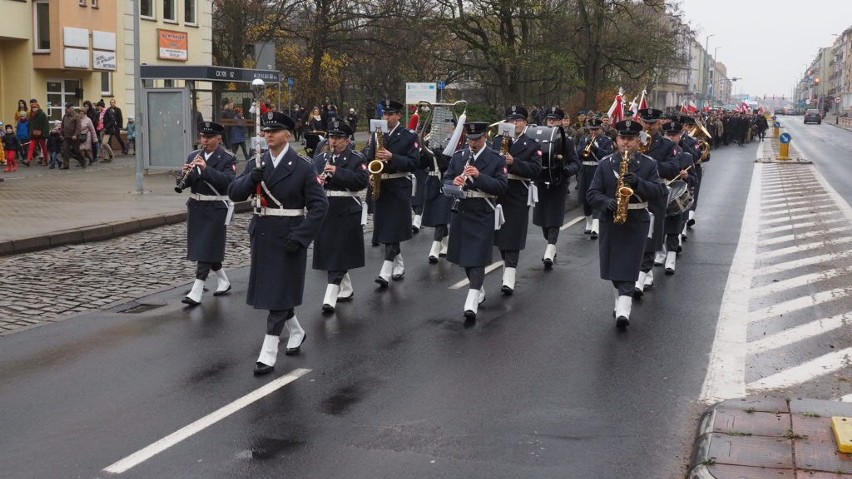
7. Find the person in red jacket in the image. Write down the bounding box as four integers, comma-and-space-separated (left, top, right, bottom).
26, 99, 49, 166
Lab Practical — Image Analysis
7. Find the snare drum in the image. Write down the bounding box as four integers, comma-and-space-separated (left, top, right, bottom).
666, 180, 694, 217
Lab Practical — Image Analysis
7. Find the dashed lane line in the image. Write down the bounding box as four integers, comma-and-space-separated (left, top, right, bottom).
103, 369, 311, 474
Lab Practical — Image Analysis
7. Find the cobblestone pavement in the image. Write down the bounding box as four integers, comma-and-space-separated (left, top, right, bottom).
0, 214, 252, 335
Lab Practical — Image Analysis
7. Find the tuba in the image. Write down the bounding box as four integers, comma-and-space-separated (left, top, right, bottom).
688, 121, 712, 163
368, 130, 385, 200
613, 149, 634, 224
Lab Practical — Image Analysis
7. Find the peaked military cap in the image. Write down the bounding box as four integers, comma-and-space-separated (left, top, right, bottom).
662, 122, 684, 134
545, 107, 565, 120
587, 118, 604, 128
504, 105, 528, 120
198, 121, 225, 136
382, 99, 404, 114
261, 111, 295, 131
327, 119, 353, 137
638, 108, 664, 122
615, 120, 643, 137
464, 121, 489, 140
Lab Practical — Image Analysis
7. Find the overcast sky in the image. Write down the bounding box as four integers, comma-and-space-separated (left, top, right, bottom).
676, 0, 849, 99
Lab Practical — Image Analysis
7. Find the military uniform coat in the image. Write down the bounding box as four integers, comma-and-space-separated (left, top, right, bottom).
443, 147, 508, 267
312, 149, 369, 271
663, 148, 696, 235
680, 134, 706, 209
228, 146, 328, 310
362, 125, 420, 243
644, 135, 676, 252
421, 148, 453, 227
491, 133, 542, 250
185, 146, 237, 263
576, 133, 614, 216
586, 152, 667, 282
533, 135, 580, 228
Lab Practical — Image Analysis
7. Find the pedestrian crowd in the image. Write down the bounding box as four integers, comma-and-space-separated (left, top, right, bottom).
1, 98, 133, 181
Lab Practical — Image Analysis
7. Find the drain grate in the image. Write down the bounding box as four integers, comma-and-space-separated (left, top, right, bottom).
118, 303, 165, 314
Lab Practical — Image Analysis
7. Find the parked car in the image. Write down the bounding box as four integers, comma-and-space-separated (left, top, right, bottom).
804, 109, 822, 124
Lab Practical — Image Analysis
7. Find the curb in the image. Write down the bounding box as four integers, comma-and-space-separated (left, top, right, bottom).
688, 397, 852, 478
0, 201, 252, 257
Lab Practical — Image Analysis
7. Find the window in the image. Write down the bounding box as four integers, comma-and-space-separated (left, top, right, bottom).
91, 0, 99, 8
79, 0, 86, 6
184, 0, 196, 25
140, 0, 154, 18
34, 1, 50, 51
101, 72, 112, 96
163, 0, 176, 22
46, 80, 81, 122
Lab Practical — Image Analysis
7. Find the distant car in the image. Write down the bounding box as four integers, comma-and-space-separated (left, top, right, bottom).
804, 109, 821, 124
784, 106, 795, 115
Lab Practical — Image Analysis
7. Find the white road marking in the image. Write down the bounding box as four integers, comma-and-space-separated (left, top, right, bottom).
747, 347, 852, 391
754, 249, 852, 276
762, 193, 828, 205
758, 226, 851, 246
756, 236, 852, 260
841, 393, 852, 402
448, 216, 583, 289
448, 261, 504, 289
751, 266, 852, 297
560, 215, 585, 231
760, 218, 846, 235
747, 313, 851, 355
760, 210, 834, 226
699, 163, 763, 403
761, 204, 835, 218
103, 368, 311, 474
761, 199, 834, 211
749, 287, 851, 322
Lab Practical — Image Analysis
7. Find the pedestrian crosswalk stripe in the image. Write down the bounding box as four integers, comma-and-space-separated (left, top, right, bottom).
749, 286, 851, 322
758, 226, 850, 246
760, 209, 834, 226
751, 266, 852, 296
760, 218, 846, 235
762, 193, 829, 205
762, 198, 834, 210
747, 312, 851, 355
756, 235, 852, 260
761, 203, 835, 218
747, 347, 852, 391
754, 248, 852, 275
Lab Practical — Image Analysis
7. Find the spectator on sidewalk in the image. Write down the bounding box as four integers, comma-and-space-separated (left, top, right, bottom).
126, 118, 136, 154
26, 99, 49, 166
346, 108, 359, 136
83, 100, 100, 160
230, 107, 248, 161
107, 99, 127, 155
47, 121, 62, 169
77, 107, 97, 167
3, 123, 21, 172
13, 99, 28, 159
60, 103, 82, 170
95, 100, 114, 162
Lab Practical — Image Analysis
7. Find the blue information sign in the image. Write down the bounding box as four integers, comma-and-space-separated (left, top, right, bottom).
287, 77, 295, 88
779, 133, 792, 144
438, 81, 446, 90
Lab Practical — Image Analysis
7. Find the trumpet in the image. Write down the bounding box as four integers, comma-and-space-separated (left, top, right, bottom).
175, 154, 202, 193
581, 134, 596, 158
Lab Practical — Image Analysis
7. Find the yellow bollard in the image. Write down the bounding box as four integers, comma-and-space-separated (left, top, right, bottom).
778, 143, 790, 160
773, 126, 780, 138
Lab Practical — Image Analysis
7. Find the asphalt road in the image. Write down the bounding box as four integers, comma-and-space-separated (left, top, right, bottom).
0, 134, 815, 478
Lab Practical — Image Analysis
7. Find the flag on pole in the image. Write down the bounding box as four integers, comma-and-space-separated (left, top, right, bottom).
638, 90, 648, 111
607, 88, 625, 123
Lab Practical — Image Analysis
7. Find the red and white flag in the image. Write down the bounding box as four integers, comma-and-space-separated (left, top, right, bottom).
607, 88, 625, 123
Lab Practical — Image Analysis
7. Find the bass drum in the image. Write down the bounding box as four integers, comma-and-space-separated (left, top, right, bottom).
524, 125, 566, 184
666, 180, 694, 217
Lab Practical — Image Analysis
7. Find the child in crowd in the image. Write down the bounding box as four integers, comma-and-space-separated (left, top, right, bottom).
47, 120, 62, 169
3, 123, 22, 172
126, 118, 135, 154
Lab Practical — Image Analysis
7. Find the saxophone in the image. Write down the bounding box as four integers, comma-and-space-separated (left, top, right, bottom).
613, 149, 634, 224
368, 130, 385, 200
501, 132, 511, 155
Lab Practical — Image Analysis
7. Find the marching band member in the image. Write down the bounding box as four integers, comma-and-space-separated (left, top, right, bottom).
228, 111, 328, 375
635, 108, 674, 293
660, 121, 697, 275
443, 122, 508, 321
179, 121, 237, 306
362, 100, 421, 287
421, 142, 453, 263
533, 107, 580, 269
312, 120, 369, 313
586, 120, 667, 329
492, 111, 542, 294
576, 118, 614, 239
677, 115, 708, 233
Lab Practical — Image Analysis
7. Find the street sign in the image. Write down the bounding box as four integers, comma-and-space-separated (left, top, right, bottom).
779, 133, 791, 144
405, 82, 437, 105
438, 81, 446, 90
288, 77, 295, 89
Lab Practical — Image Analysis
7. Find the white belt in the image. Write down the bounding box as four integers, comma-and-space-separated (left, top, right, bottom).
325, 190, 360, 197
381, 172, 409, 180
582, 161, 598, 166
254, 207, 305, 217
464, 190, 497, 200
190, 193, 229, 202
627, 202, 648, 210
507, 174, 531, 181
427, 171, 441, 177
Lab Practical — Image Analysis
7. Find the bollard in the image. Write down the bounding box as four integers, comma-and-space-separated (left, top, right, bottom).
773, 121, 781, 139
778, 132, 791, 160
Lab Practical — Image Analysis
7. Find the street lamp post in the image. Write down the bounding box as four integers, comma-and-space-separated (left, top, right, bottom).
704, 34, 716, 106
711, 46, 722, 103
